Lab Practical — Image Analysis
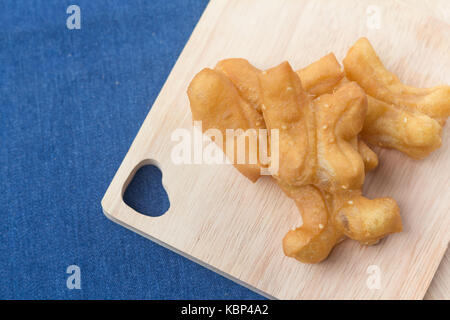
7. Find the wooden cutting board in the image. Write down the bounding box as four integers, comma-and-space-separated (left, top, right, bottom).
102, 0, 450, 299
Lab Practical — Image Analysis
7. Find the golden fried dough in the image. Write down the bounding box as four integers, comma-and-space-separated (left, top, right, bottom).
217, 56, 379, 172
187, 58, 402, 264
343, 38, 449, 158
215, 58, 264, 114
281, 184, 401, 263
281, 185, 343, 264
259, 62, 366, 193
258, 62, 317, 187
333, 194, 401, 245
362, 95, 442, 159
296, 53, 344, 97
344, 38, 450, 124
357, 139, 379, 172
187, 68, 262, 182
257, 62, 401, 263
297, 46, 448, 159
296, 53, 378, 171
314, 83, 367, 191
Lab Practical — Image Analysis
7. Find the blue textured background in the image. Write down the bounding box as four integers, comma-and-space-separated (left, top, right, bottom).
0, 0, 264, 299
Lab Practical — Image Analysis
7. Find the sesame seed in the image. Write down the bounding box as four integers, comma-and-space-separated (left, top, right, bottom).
286, 87, 293, 91
341, 185, 348, 189
261, 104, 266, 110
281, 125, 287, 130
348, 200, 354, 205
322, 125, 328, 130
222, 111, 232, 119
319, 224, 324, 229
403, 117, 408, 123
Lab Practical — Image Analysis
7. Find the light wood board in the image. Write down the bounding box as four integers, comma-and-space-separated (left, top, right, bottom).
402, 0, 450, 300
102, 0, 450, 299
426, 250, 449, 299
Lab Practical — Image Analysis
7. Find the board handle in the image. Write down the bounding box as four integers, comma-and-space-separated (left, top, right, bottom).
102, 156, 169, 222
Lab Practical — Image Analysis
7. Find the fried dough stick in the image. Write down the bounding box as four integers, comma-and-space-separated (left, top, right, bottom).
343, 38, 449, 158
281, 185, 342, 264
281, 183, 401, 263
216, 56, 379, 172
215, 58, 264, 113
259, 62, 366, 193
336, 77, 442, 159
210, 59, 394, 262
296, 53, 344, 97
362, 96, 442, 158
187, 61, 402, 264
259, 62, 318, 187
187, 68, 263, 182
344, 37, 450, 124
259, 62, 401, 263
296, 54, 378, 171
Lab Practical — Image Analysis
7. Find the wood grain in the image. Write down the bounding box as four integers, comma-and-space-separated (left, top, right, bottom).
426, 250, 449, 299
102, 0, 450, 299
411, 0, 450, 301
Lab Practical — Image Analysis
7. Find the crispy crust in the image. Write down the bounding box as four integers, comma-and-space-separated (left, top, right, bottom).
343, 38, 449, 158
187, 58, 402, 264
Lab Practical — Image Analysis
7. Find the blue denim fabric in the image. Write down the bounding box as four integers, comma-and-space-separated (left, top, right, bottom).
0, 0, 264, 299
